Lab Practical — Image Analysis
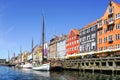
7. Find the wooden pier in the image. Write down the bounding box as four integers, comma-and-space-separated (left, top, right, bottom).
60, 57, 120, 74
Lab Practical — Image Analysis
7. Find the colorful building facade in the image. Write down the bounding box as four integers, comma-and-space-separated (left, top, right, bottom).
79, 21, 97, 53
97, 1, 120, 53
66, 29, 79, 55
48, 35, 59, 59
57, 34, 66, 58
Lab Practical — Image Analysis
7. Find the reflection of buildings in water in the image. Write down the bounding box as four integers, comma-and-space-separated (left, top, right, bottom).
51, 71, 79, 80
50, 71, 119, 80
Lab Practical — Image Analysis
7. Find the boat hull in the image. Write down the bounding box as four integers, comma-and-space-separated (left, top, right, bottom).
22, 63, 33, 69
32, 63, 50, 71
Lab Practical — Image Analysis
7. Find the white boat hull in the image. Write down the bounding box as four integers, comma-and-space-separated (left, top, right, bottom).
32, 63, 50, 71
22, 63, 33, 69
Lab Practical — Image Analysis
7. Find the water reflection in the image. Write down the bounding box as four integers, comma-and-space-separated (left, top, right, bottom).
0, 66, 120, 80
51, 70, 120, 80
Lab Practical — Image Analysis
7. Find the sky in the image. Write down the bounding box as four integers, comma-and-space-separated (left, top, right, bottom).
0, 0, 120, 60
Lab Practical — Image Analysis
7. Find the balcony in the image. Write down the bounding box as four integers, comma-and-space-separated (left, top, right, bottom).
107, 20, 114, 26
108, 11, 113, 17
108, 39, 113, 43
109, 21, 114, 25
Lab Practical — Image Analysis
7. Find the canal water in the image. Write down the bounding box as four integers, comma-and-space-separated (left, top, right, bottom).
0, 66, 120, 80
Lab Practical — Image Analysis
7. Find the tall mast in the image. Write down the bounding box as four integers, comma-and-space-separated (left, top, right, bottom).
8, 50, 10, 62
32, 38, 34, 61
42, 15, 45, 63
20, 46, 22, 63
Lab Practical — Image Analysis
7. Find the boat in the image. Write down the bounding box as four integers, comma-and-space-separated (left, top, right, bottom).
32, 15, 50, 71
22, 63, 33, 69
32, 62, 50, 71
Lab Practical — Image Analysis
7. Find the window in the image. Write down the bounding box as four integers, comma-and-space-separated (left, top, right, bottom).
83, 30, 86, 35
79, 38, 82, 42
108, 35, 113, 42
99, 47, 103, 51
91, 33, 96, 39
86, 35, 90, 40
109, 25, 113, 31
91, 42, 96, 50
116, 13, 120, 19
80, 31, 83, 36
86, 43, 90, 51
91, 26, 96, 32
104, 37, 107, 42
83, 36, 86, 41
109, 46, 113, 50
104, 19, 108, 24
104, 46, 107, 50
116, 34, 120, 40
98, 21, 102, 27
98, 30, 102, 35
109, 17, 114, 23
104, 28, 107, 33
108, 6, 113, 14
99, 38, 102, 44
116, 44, 120, 49
87, 28, 90, 33
116, 24, 120, 29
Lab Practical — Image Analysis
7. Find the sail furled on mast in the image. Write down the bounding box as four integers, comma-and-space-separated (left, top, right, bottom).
42, 15, 45, 61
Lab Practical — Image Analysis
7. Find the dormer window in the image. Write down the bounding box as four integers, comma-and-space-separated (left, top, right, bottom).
108, 6, 113, 15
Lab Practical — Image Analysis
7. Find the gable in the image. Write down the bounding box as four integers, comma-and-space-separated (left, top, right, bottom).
67, 29, 79, 38
103, 1, 120, 19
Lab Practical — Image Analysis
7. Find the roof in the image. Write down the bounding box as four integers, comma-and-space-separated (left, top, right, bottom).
79, 21, 97, 31
72, 29, 79, 34
67, 29, 79, 37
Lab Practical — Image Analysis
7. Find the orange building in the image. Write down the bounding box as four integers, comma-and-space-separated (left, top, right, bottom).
97, 1, 120, 53
66, 29, 79, 55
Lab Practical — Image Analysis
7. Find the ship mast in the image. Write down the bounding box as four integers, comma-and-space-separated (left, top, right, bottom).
32, 38, 34, 61
20, 46, 22, 64
8, 50, 10, 63
42, 15, 45, 63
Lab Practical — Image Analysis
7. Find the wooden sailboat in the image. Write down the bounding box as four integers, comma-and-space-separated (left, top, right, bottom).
32, 15, 50, 71
22, 39, 34, 69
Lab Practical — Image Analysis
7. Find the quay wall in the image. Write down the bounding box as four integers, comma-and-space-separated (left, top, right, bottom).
60, 57, 120, 74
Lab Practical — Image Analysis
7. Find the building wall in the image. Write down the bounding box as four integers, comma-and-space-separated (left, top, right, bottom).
48, 36, 58, 59
0, 59, 6, 64
97, 1, 120, 51
79, 23, 97, 53
66, 29, 79, 55
57, 35, 66, 58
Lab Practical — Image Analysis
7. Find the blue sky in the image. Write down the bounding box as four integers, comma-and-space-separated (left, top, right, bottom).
0, 0, 119, 60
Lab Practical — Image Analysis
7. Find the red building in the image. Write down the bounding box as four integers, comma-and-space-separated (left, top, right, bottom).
66, 29, 80, 55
